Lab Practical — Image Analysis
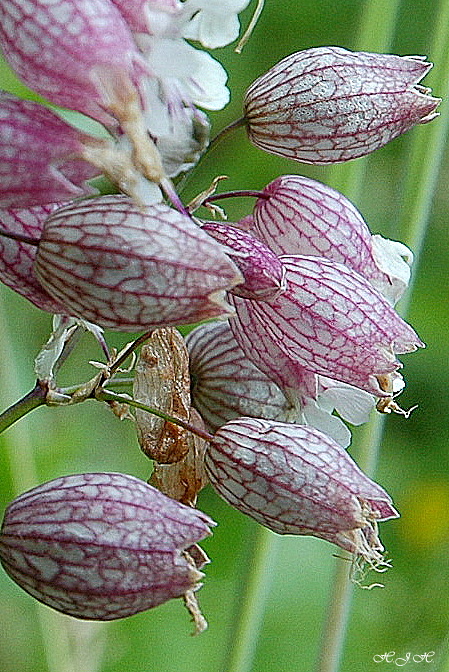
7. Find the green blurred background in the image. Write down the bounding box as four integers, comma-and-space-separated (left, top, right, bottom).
1, 1, 449, 671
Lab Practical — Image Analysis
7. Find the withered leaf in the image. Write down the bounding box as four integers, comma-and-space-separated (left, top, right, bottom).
133, 327, 191, 463
150, 408, 209, 506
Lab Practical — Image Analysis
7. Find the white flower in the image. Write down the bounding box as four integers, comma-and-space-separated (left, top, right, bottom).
181, 0, 252, 49
143, 37, 229, 111
370, 235, 413, 305
128, 3, 238, 176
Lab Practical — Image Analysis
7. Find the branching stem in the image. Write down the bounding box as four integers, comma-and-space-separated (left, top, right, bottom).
96, 388, 214, 442
0, 381, 47, 434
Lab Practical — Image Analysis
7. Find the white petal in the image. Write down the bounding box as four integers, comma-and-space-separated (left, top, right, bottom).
182, 0, 250, 48
301, 400, 352, 448
317, 379, 376, 425
144, 38, 229, 110
156, 109, 210, 176
370, 234, 413, 305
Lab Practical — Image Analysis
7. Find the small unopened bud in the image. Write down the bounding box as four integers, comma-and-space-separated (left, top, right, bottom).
206, 418, 398, 565
0, 472, 215, 623
244, 47, 440, 164
201, 220, 286, 300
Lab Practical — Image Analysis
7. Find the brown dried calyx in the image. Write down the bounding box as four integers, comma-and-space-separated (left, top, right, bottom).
133, 327, 208, 506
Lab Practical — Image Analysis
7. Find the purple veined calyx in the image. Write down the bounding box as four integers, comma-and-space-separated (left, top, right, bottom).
0, 472, 215, 630
243, 46, 440, 164
33, 195, 243, 331
205, 417, 399, 568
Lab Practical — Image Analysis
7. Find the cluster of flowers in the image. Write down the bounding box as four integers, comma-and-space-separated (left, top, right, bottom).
0, 0, 440, 630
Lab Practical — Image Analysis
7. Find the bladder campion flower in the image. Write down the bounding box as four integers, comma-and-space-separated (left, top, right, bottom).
243, 46, 440, 163
206, 417, 398, 565
0, 472, 215, 625
33, 195, 242, 330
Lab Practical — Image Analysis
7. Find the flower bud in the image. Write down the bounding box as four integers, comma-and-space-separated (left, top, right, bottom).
243, 47, 440, 163
252, 175, 413, 304
0, 204, 67, 313
0, 93, 99, 208
230, 255, 423, 396
0, 472, 215, 621
201, 220, 286, 299
206, 418, 398, 564
34, 195, 242, 331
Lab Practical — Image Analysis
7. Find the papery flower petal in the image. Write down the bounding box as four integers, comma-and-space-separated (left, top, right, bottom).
186, 320, 296, 431
370, 235, 413, 304
0, 92, 99, 208
230, 255, 424, 395
0, 0, 148, 128
143, 38, 230, 111
0, 204, 67, 313
181, 0, 251, 49
206, 418, 398, 562
34, 195, 243, 331
201, 221, 286, 299
243, 47, 440, 163
0, 472, 214, 620
111, 0, 182, 34
299, 399, 352, 449
154, 107, 210, 177
316, 377, 375, 426
252, 174, 413, 304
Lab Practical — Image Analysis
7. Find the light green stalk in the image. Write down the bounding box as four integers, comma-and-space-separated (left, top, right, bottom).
316, 1, 449, 671
0, 289, 106, 672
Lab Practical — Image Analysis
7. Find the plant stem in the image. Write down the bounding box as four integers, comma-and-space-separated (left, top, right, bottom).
108, 330, 152, 375
208, 117, 247, 154
323, 0, 401, 202
317, 0, 449, 661
398, 4, 449, 667
396, 0, 449, 278
204, 189, 267, 205
97, 388, 214, 442
221, 526, 279, 672
0, 291, 84, 672
313, 2, 402, 672
235, 0, 265, 54
0, 381, 47, 434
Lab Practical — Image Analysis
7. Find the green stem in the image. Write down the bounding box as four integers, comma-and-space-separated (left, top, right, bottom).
208, 117, 247, 154
324, 0, 401, 202
0, 292, 80, 672
313, 2, 405, 672
96, 388, 214, 442
0, 382, 47, 435
107, 330, 152, 376
204, 190, 267, 204
402, 8, 449, 670
396, 0, 449, 278
221, 526, 279, 672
